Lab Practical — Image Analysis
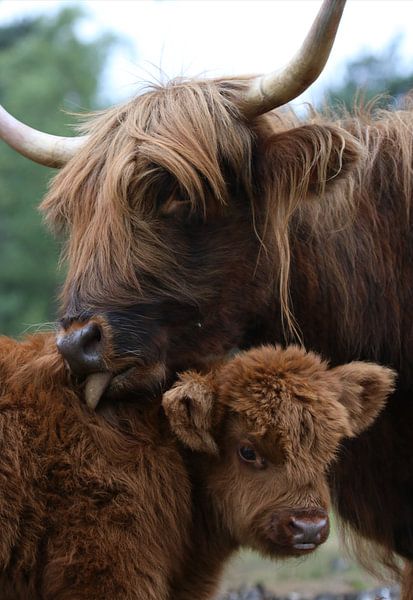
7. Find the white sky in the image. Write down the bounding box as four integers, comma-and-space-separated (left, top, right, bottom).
0, 0, 413, 107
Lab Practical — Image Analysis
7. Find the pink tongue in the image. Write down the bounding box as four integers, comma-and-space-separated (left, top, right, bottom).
84, 372, 112, 410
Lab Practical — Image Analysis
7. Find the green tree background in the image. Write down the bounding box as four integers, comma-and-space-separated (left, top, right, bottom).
324, 35, 413, 111
1, 11, 413, 338
0, 8, 115, 336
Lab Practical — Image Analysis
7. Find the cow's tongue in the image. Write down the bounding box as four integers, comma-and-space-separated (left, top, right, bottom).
84, 372, 112, 409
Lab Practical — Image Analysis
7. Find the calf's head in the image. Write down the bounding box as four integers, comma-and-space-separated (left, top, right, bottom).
163, 345, 395, 557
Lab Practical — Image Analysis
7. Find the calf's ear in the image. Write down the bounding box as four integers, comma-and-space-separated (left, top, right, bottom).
162, 372, 218, 455
331, 362, 396, 436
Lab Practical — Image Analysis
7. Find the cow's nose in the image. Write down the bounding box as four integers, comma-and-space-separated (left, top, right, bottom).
288, 514, 329, 546
56, 322, 104, 375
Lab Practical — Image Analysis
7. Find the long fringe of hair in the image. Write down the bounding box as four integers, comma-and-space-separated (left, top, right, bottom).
41, 81, 413, 347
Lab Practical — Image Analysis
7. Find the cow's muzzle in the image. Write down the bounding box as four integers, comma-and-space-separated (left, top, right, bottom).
57, 321, 104, 375
57, 316, 167, 410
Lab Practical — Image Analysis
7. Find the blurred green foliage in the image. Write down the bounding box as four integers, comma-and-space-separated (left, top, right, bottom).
0, 7, 115, 336
324, 36, 413, 111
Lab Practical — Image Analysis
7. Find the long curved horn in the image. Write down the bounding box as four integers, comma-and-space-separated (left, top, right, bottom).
243, 0, 346, 118
0, 105, 87, 168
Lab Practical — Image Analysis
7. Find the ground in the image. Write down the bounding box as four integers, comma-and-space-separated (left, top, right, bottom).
218, 523, 399, 598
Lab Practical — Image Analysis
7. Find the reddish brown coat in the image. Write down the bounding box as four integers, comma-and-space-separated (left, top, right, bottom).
0, 334, 394, 599
0, 333, 191, 600
164, 345, 395, 599
43, 85, 413, 586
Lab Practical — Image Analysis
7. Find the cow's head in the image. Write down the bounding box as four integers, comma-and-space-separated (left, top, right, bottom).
163, 345, 396, 556
0, 2, 362, 405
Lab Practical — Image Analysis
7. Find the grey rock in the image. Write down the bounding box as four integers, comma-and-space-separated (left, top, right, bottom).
329, 558, 350, 574
217, 585, 400, 600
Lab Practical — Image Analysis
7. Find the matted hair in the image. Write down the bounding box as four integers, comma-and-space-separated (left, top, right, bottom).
41, 78, 367, 336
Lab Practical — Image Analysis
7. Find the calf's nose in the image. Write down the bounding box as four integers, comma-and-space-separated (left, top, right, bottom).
56, 322, 104, 375
288, 513, 329, 546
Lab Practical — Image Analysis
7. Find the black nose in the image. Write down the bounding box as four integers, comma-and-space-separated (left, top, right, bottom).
56, 322, 103, 375
288, 514, 329, 546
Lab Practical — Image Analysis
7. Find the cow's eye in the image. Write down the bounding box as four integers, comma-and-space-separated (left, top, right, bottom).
158, 180, 192, 218
159, 195, 191, 217
238, 445, 257, 463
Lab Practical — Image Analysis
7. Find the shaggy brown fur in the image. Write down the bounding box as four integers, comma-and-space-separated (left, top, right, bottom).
164, 345, 395, 599
42, 80, 413, 588
0, 333, 191, 600
0, 334, 394, 599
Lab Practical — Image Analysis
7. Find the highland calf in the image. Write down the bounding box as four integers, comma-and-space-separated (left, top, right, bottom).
0, 333, 191, 600
164, 345, 396, 599
0, 333, 394, 599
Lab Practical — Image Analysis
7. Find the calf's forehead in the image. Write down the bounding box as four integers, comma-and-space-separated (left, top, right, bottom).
227, 391, 349, 469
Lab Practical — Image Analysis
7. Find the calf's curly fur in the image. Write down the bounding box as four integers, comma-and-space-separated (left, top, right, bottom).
0, 335, 394, 599
0, 333, 191, 600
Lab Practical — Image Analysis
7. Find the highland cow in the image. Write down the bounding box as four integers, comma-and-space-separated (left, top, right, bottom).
0, 332, 394, 599
2, 0, 413, 594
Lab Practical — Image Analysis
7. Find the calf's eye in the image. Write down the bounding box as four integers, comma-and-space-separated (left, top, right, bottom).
239, 445, 257, 462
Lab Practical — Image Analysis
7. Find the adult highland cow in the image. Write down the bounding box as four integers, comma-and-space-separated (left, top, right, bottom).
1, 0, 413, 595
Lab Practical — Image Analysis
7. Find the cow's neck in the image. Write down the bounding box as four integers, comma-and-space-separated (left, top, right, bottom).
257, 190, 413, 383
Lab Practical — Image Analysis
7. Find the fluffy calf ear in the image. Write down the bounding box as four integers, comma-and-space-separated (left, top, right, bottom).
264, 124, 362, 198
331, 362, 396, 436
162, 372, 218, 455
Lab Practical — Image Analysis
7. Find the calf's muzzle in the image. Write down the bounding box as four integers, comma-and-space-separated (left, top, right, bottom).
270, 508, 329, 551
288, 513, 329, 548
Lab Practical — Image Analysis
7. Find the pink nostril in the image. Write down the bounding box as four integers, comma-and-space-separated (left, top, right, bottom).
288, 517, 303, 533
288, 516, 328, 544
